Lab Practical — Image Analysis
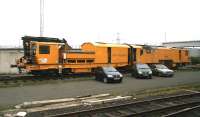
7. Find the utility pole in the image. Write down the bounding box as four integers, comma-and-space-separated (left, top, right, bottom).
116, 32, 120, 44
40, 0, 44, 37
164, 32, 167, 42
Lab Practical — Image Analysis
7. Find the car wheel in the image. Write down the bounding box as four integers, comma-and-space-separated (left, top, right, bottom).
95, 76, 98, 81
103, 77, 108, 83
131, 73, 135, 77
131, 74, 133, 77
158, 72, 162, 77
136, 74, 139, 79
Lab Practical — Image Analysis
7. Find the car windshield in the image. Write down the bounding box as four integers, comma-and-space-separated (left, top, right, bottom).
103, 67, 117, 72
155, 64, 168, 69
136, 64, 150, 69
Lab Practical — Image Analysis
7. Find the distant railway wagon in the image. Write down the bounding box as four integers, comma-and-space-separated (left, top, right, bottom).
15, 36, 189, 75
131, 45, 189, 68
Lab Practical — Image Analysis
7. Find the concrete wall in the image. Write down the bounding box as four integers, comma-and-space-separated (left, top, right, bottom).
0, 48, 23, 74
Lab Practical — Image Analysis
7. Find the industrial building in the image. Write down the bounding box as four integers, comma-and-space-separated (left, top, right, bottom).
163, 41, 200, 58
0, 48, 23, 74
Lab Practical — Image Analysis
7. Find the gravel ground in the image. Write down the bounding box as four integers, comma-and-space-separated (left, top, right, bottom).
0, 71, 200, 109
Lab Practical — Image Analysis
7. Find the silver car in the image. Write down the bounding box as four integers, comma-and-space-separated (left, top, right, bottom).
151, 64, 174, 77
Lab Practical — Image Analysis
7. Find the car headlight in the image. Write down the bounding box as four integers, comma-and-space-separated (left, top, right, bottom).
107, 75, 113, 77
149, 71, 152, 74
119, 74, 123, 77
138, 71, 142, 74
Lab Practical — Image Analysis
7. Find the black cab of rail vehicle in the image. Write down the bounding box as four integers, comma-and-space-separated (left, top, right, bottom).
150, 64, 174, 77
95, 66, 123, 83
131, 63, 152, 79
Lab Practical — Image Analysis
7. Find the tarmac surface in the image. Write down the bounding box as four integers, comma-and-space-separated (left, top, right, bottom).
0, 71, 200, 108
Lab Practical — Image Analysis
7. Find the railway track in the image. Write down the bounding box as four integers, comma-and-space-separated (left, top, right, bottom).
163, 105, 200, 117
0, 74, 93, 87
0, 73, 130, 87
47, 92, 200, 117
0, 74, 65, 81
0, 74, 93, 80
0, 75, 55, 88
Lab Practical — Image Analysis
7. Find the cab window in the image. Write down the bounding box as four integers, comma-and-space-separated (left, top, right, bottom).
31, 44, 37, 55
39, 45, 50, 54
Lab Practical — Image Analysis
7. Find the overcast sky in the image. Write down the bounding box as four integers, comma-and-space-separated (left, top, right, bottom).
0, 0, 200, 47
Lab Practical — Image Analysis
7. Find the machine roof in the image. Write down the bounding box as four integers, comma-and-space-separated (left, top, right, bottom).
22, 36, 66, 43
83, 42, 130, 48
94, 42, 130, 48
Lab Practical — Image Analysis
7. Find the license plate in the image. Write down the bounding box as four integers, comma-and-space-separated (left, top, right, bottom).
114, 78, 120, 80
143, 74, 148, 76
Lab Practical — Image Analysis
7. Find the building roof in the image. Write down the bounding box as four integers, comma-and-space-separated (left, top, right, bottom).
163, 40, 200, 44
